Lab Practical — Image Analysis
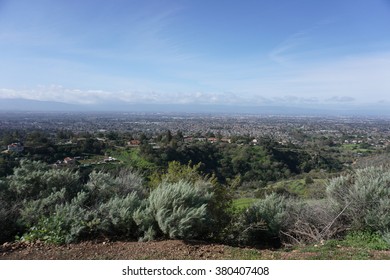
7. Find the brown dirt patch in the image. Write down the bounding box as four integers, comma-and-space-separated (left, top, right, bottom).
0, 240, 251, 260
2, 240, 390, 260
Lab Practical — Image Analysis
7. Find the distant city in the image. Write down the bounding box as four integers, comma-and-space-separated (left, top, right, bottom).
1, 111, 389, 151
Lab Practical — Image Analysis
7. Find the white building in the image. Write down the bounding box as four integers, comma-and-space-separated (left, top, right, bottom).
7, 143, 24, 153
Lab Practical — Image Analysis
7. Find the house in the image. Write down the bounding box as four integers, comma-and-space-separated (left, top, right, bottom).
103, 156, 117, 162
64, 157, 75, 164
127, 140, 141, 146
7, 143, 24, 153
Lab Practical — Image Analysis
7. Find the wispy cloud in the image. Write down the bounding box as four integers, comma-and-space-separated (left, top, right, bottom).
269, 31, 309, 65
268, 19, 345, 66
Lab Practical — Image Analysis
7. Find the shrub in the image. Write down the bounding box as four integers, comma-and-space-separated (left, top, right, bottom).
85, 171, 120, 205
21, 215, 68, 244
97, 193, 142, 238
149, 161, 205, 189
7, 161, 82, 236
22, 190, 143, 244
326, 166, 390, 234
21, 191, 88, 244
282, 166, 390, 245
305, 176, 314, 185
0, 198, 19, 243
238, 193, 287, 246
8, 160, 81, 201
280, 199, 347, 245
85, 169, 145, 205
147, 161, 232, 241
20, 169, 145, 244
0, 179, 21, 243
114, 168, 146, 197
134, 180, 215, 240
18, 188, 67, 227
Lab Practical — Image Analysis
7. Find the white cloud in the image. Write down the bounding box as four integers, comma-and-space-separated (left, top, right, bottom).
0, 85, 373, 109
0, 86, 108, 105
325, 96, 355, 103
0, 86, 244, 105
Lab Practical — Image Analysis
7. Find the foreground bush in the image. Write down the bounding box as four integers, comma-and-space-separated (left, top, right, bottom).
20, 168, 145, 244
274, 166, 390, 245
326, 166, 390, 234
9, 160, 82, 201
235, 195, 346, 247
147, 161, 232, 241
134, 180, 215, 241
237, 193, 288, 246
7, 160, 390, 249
280, 199, 346, 245
22, 191, 142, 244
0, 192, 20, 243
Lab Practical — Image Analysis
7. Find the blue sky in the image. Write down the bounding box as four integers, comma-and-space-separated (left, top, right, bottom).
0, 0, 390, 110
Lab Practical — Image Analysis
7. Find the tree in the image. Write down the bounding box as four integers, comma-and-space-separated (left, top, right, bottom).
175, 130, 184, 142
163, 130, 173, 144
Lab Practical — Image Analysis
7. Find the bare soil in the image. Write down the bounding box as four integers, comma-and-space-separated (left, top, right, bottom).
2, 240, 390, 260
0, 240, 256, 260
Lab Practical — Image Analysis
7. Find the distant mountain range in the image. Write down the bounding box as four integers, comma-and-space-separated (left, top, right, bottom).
0, 98, 84, 111
0, 98, 389, 116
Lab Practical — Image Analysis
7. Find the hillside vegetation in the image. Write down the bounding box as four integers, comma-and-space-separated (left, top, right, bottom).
1, 158, 390, 255
1, 123, 390, 259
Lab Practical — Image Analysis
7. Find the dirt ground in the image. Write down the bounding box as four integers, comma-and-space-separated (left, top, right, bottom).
2, 240, 390, 260
0, 240, 259, 260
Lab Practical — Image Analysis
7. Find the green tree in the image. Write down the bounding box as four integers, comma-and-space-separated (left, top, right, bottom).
175, 130, 184, 142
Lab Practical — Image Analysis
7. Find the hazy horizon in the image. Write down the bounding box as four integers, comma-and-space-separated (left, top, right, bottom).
1, 98, 390, 117
1, 0, 389, 113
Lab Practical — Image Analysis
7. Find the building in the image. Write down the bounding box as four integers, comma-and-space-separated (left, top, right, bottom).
64, 157, 75, 164
7, 143, 24, 153
127, 140, 141, 146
